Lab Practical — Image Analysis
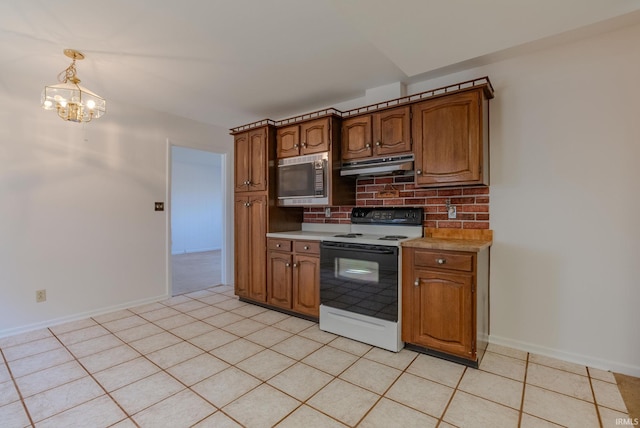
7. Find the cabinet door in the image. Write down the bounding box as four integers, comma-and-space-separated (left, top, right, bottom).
373, 106, 411, 156
268, 251, 293, 309
234, 196, 250, 298
341, 115, 372, 160
300, 118, 330, 155
247, 195, 267, 302
277, 125, 300, 158
292, 255, 320, 317
247, 129, 268, 192
234, 132, 250, 192
412, 90, 482, 186
409, 269, 474, 359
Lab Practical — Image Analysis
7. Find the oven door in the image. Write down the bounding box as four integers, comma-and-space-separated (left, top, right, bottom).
320, 241, 399, 322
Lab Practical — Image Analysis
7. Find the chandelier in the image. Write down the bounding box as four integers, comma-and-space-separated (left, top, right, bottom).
41, 49, 106, 123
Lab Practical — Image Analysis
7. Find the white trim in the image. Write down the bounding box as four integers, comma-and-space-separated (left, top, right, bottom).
489, 334, 640, 378
166, 138, 173, 297
0, 294, 169, 339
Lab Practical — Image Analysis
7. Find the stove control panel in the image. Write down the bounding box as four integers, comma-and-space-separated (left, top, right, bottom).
351, 207, 423, 225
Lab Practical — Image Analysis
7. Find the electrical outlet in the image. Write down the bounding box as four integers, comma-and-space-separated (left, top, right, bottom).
325, 207, 331, 218
447, 205, 457, 219
36, 289, 47, 303
155, 202, 164, 211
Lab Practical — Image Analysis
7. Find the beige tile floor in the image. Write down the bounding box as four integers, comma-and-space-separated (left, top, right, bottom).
0, 285, 631, 428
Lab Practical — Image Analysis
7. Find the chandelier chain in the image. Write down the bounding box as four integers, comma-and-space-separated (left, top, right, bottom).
58, 60, 79, 84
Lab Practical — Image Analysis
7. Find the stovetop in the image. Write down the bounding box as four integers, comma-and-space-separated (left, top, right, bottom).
322, 207, 424, 247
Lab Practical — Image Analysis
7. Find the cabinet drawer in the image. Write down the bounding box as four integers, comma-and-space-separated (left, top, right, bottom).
268, 239, 292, 252
413, 250, 473, 272
294, 240, 320, 255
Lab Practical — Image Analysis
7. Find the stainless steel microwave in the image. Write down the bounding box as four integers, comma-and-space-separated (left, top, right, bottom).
277, 152, 328, 206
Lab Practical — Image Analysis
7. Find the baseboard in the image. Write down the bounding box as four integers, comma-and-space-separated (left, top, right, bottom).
489, 334, 640, 378
171, 247, 221, 255
0, 293, 169, 340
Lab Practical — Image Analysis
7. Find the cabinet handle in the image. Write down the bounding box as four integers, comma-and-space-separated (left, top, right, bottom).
285, 262, 290, 267
416, 169, 422, 175
244, 202, 251, 207
294, 143, 299, 148
376, 141, 381, 146
293, 263, 298, 268
302, 142, 307, 148
276, 243, 281, 248
365, 143, 371, 148
414, 279, 419, 287
303, 245, 309, 250
243, 180, 249, 185
436, 258, 446, 265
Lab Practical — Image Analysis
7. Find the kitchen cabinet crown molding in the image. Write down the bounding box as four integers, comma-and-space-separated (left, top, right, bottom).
230, 77, 493, 134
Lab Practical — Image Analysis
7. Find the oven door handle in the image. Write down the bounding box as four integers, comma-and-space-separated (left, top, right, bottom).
321, 243, 397, 255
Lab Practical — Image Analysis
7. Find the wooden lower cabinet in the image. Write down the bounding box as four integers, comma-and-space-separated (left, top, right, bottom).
402, 247, 489, 366
292, 254, 320, 317
267, 239, 320, 318
234, 195, 267, 302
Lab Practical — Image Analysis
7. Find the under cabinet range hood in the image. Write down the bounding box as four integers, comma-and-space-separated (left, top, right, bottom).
340, 154, 414, 177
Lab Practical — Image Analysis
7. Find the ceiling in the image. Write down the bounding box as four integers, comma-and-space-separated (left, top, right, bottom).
2, 1, 640, 129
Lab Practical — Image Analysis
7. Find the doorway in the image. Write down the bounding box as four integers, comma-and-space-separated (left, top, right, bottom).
170, 146, 225, 295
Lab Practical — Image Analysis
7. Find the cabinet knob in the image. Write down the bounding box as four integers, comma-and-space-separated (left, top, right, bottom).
243, 180, 249, 185
294, 143, 299, 148
276, 243, 281, 248
436, 258, 447, 265
376, 141, 381, 146
302, 142, 307, 148
244, 202, 251, 207
285, 262, 290, 267
293, 263, 298, 268
416, 169, 422, 175
303, 245, 309, 250
365, 143, 371, 148
414, 279, 419, 287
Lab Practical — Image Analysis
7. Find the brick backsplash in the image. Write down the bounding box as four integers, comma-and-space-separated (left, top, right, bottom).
303, 175, 490, 229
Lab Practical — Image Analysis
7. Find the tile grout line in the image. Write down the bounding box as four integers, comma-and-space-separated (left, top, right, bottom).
517, 352, 530, 427
46, 327, 141, 428
436, 365, 467, 427
0, 347, 36, 427
350, 349, 421, 427
586, 367, 604, 428
95, 290, 344, 427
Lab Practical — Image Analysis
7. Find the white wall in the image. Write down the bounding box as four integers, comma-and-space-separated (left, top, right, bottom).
405, 23, 640, 375
0, 93, 234, 336
171, 147, 223, 254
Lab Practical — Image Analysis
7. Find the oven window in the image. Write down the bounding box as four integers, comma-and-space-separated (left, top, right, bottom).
336, 258, 379, 282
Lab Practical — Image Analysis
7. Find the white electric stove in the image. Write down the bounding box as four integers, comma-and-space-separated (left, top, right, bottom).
319, 207, 423, 352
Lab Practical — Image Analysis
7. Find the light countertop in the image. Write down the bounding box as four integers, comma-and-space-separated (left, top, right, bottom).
401, 237, 492, 252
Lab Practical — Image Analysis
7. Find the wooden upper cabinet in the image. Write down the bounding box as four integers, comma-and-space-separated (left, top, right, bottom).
277, 118, 331, 158
300, 119, 330, 155
412, 89, 487, 187
372, 106, 411, 156
342, 106, 411, 161
276, 125, 300, 158
234, 127, 268, 192
341, 115, 372, 160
